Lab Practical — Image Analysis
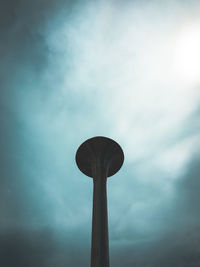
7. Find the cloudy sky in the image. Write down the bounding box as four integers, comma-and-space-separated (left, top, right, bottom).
1, 0, 200, 266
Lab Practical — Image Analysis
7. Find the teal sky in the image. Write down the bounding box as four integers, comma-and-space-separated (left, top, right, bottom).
1, 0, 200, 266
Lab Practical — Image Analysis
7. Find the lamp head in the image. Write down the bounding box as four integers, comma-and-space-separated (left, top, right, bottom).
76, 136, 124, 178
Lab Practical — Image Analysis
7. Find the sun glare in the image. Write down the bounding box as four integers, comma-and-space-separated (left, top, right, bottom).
173, 20, 200, 84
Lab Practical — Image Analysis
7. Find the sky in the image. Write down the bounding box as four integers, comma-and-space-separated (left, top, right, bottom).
1, 0, 200, 266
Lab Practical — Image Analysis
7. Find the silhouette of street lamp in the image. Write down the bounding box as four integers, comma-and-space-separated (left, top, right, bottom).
76, 136, 124, 267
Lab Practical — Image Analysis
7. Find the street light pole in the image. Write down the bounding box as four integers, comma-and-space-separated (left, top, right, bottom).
76, 136, 124, 267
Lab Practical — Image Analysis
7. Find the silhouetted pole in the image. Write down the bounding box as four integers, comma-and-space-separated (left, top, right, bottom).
76, 136, 124, 267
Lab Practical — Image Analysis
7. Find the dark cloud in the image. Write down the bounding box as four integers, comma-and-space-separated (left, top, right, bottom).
0, 0, 48, 227
0, 0, 78, 225
0, 228, 54, 267
0, 228, 90, 267
110, 154, 200, 267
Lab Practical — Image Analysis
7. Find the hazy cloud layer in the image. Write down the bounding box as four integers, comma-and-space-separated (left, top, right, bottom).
1, 0, 200, 266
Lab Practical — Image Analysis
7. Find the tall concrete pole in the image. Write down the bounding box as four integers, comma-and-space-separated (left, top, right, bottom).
76, 136, 124, 267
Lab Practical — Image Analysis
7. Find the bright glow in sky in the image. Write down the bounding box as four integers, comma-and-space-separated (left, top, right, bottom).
173, 19, 200, 84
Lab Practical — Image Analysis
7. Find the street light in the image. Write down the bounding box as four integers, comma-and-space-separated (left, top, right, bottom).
76, 136, 124, 267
